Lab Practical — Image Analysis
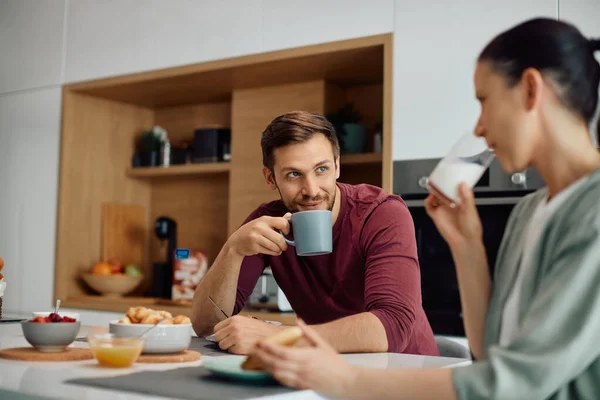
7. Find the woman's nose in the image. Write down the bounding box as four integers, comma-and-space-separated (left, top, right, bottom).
474, 123, 486, 138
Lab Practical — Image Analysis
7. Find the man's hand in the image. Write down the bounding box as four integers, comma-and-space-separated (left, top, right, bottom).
213, 315, 285, 355
227, 214, 291, 258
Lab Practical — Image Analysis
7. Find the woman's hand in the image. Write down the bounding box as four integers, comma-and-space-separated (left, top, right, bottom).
424, 182, 483, 249
249, 320, 357, 398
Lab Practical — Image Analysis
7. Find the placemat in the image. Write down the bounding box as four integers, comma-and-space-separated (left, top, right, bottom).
137, 350, 201, 363
0, 347, 93, 362
66, 364, 296, 400
66, 337, 297, 399
188, 337, 230, 357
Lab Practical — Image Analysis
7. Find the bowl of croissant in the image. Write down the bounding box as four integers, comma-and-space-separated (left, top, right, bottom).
109, 306, 193, 354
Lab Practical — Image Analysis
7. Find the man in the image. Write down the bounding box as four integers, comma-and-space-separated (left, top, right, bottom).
192, 111, 438, 356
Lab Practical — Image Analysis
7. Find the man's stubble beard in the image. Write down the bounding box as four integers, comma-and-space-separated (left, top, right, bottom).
276, 185, 337, 213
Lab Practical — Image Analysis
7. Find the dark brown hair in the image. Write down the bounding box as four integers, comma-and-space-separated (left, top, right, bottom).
479, 18, 600, 127
261, 111, 340, 170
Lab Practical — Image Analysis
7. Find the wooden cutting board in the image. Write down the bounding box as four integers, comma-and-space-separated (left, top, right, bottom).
102, 203, 145, 266
136, 350, 201, 363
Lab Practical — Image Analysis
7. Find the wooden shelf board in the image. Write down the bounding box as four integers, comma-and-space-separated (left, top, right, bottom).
63, 295, 297, 325
66, 35, 389, 108
126, 163, 230, 178
341, 152, 382, 165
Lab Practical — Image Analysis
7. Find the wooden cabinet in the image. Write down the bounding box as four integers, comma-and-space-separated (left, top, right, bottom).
56, 34, 393, 312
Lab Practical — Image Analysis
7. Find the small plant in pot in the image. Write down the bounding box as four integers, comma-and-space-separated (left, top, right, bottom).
137, 126, 168, 167
326, 103, 366, 154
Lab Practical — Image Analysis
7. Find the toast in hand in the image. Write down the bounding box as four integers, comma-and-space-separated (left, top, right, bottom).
241, 326, 303, 371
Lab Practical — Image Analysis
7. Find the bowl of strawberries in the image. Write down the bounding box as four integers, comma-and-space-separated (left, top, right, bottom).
21, 313, 80, 352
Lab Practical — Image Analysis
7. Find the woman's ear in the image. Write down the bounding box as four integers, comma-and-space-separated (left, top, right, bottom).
263, 167, 278, 190
521, 68, 544, 112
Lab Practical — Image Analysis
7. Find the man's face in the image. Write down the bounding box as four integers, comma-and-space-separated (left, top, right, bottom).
263, 134, 340, 213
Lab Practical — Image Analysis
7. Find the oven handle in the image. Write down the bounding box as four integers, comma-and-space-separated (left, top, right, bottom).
404, 197, 522, 207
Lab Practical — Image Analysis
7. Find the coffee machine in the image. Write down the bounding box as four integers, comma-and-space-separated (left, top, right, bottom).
149, 216, 177, 299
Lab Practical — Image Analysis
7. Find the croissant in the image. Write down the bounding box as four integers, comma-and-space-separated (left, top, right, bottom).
173, 315, 191, 325
241, 327, 303, 371
118, 316, 132, 324
141, 312, 174, 325
126, 306, 145, 323
158, 310, 173, 320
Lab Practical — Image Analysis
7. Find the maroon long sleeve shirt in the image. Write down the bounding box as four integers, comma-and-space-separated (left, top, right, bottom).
233, 183, 438, 355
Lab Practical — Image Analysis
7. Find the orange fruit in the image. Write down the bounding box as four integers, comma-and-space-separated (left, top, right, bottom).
0, 257, 4, 271
92, 262, 112, 275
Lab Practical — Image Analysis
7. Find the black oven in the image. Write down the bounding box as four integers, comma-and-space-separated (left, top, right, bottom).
393, 158, 546, 336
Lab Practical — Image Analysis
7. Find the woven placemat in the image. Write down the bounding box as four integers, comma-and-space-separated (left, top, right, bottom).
137, 350, 201, 363
0, 347, 93, 361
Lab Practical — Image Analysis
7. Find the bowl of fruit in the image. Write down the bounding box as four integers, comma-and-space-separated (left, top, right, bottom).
21, 313, 80, 353
81, 259, 143, 297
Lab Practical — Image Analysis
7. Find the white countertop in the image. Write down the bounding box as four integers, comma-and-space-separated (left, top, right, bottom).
0, 323, 471, 400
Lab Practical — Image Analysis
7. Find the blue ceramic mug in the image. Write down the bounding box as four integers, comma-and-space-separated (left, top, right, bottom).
280, 210, 332, 256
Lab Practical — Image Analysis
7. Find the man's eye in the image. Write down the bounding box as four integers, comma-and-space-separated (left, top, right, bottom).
317, 167, 327, 173
288, 172, 299, 178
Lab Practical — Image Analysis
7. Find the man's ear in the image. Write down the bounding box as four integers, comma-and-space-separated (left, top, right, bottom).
263, 167, 278, 190
335, 156, 340, 180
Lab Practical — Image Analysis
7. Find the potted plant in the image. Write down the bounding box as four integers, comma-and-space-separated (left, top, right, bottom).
326, 103, 366, 154
137, 126, 169, 167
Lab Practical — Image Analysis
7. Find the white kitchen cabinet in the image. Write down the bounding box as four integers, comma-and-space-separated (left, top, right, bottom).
0, 0, 65, 94
261, 0, 394, 52
64, 0, 262, 84
0, 87, 62, 313
560, 0, 600, 38
392, 0, 558, 160
560, 0, 600, 143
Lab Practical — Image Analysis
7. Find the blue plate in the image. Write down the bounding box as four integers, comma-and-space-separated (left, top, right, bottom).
203, 356, 273, 382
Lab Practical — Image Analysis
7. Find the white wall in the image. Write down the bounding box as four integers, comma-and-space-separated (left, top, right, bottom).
0, 0, 65, 94
392, 0, 558, 160
261, 0, 394, 52
64, 0, 263, 83
0, 0, 65, 314
0, 87, 62, 314
4, 0, 597, 318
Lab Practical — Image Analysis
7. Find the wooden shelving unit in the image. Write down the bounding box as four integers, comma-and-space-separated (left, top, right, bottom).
126, 162, 231, 179
341, 152, 383, 165
54, 33, 394, 314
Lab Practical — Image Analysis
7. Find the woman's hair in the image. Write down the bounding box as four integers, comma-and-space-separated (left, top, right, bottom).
479, 18, 600, 128
261, 111, 340, 170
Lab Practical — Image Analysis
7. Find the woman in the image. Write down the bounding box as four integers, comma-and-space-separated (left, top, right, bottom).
250, 18, 600, 399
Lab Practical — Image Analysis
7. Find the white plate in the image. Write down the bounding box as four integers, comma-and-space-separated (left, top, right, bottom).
204, 356, 272, 382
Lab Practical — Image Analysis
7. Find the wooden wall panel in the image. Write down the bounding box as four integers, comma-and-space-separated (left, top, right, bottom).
154, 101, 231, 145
344, 83, 383, 153
149, 175, 229, 271
228, 80, 327, 234
55, 91, 153, 300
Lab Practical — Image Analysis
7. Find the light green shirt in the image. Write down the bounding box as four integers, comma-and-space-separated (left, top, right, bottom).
452, 168, 600, 400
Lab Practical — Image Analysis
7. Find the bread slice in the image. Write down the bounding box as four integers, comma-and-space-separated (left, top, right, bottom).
241, 327, 303, 371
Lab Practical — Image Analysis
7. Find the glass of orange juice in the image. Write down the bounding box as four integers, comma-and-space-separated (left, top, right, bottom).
87, 333, 146, 368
